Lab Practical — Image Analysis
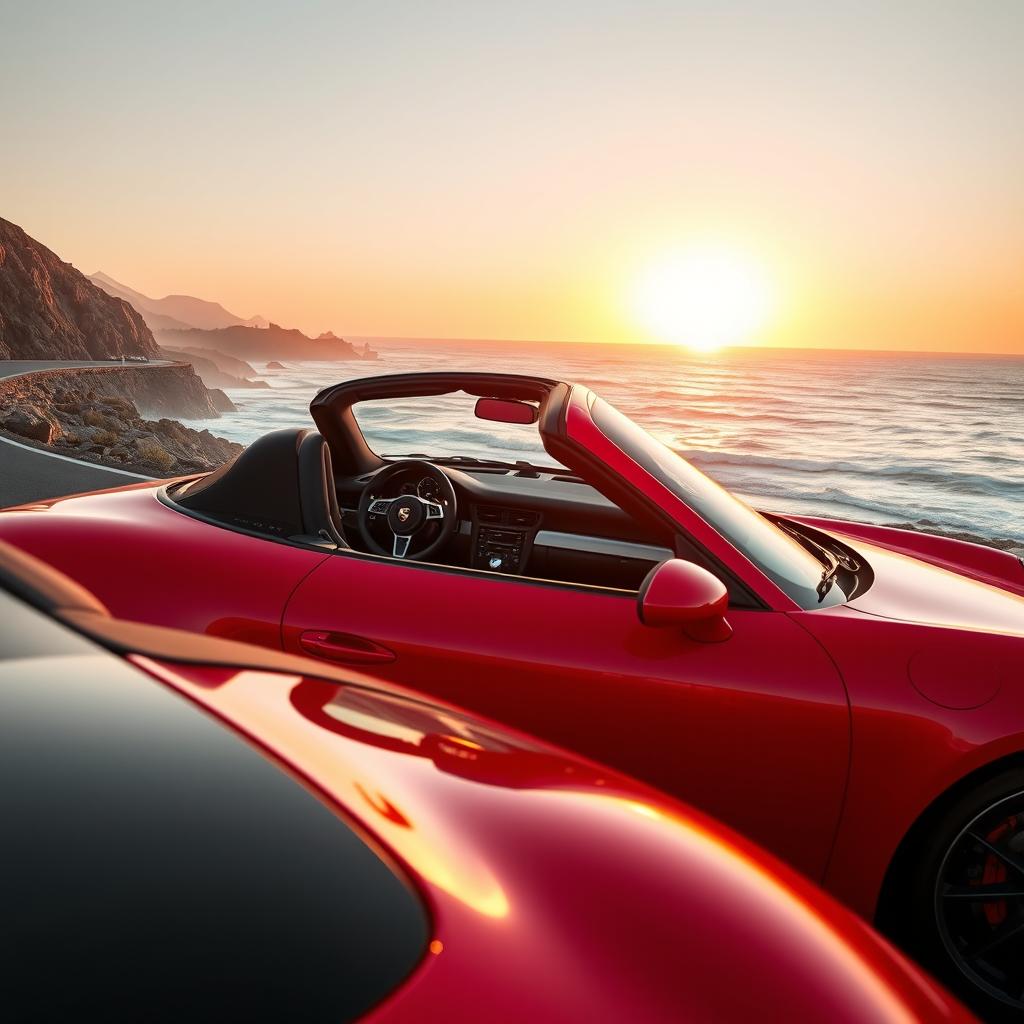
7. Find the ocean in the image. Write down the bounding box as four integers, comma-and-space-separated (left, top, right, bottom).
189, 339, 1024, 553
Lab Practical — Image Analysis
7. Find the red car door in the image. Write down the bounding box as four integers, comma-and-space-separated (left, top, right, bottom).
283, 553, 848, 882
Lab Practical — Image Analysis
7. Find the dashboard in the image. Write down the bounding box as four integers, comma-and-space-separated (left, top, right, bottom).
342, 461, 675, 590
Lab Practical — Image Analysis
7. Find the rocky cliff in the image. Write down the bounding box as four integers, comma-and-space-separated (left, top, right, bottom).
0, 366, 241, 475
2, 363, 232, 418
98, 363, 236, 417
0, 218, 160, 360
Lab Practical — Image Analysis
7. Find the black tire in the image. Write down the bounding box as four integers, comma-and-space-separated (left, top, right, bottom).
887, 770, 1024, 1021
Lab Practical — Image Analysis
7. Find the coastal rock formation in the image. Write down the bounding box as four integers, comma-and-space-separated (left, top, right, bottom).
159, 346, 270, 390
0, 218, 245, 478
317, 332, 379, 360
0, 370, 241, 475
156, 322, 376, 362
88, 363, 234, 418
3, 406, 61, 444
267, 360, 286, 369
0, 218, 160, 360
1, 363, 231, 420
176, 345, 258, 379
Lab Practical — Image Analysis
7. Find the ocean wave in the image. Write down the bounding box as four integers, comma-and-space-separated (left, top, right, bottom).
683, 450, 1022, 497
735, 482, 1011, 536
198, 343, 1024, 546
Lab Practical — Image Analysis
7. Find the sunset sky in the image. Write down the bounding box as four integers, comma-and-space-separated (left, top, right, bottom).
1, 1, 1021, 353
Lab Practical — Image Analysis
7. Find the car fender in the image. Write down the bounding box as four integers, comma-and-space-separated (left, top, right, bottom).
794, 606, 1024, 918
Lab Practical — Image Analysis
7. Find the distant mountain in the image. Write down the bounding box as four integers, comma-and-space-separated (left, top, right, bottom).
0, 218, 159, 359
156, 323, 376, 362
90, 271, 270, 332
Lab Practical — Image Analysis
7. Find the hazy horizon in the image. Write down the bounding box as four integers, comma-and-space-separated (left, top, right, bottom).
356, 335, 1024, 358
2, 1, 1022, 355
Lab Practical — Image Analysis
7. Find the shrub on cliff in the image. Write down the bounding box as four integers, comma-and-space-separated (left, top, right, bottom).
134, 436, 176, 471
154, 418, 187, 441
83, 408, 121, 431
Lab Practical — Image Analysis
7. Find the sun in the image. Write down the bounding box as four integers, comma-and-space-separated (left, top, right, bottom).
632, 246, 777, 352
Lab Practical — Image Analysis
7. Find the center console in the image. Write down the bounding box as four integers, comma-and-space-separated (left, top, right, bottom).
471, 506, 540, 574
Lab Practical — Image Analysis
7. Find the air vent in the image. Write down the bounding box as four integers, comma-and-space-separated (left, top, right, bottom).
476, 506, 540, 528
509, 510, 541, 527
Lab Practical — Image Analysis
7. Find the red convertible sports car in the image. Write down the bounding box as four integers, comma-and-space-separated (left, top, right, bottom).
0, 540, 972, 1022
2, 371, 1022, 1016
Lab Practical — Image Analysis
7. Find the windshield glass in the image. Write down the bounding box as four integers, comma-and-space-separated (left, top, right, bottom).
353, 393, 565, 468
589, 396, 843, 608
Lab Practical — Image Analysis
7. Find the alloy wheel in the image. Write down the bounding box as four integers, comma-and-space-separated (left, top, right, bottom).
935, 790, 1024, 1010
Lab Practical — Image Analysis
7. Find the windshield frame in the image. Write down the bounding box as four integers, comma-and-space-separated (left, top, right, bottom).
351, 392, 562, 470
578, 389, 847, 611
309, 372, 560, 476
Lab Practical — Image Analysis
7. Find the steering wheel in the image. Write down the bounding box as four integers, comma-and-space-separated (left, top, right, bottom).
357, 460, 458, 560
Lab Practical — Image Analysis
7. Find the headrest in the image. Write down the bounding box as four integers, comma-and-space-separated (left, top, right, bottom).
297, 431, 345, 545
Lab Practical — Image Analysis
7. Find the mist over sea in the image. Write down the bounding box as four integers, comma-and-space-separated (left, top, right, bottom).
191, 339, 1024, 553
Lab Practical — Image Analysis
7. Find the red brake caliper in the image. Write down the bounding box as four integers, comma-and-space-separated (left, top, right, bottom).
979, 816, 1017, 926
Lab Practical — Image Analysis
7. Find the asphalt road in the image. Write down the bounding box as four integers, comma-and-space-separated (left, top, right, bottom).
0, 360, 170, 507
0, 359, 172, 378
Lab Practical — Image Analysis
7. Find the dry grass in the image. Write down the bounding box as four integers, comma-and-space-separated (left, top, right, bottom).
134, 436, 175, 471
82, 409, 110, 428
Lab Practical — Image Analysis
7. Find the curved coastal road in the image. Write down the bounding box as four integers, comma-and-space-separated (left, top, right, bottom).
0, 360, 174, 507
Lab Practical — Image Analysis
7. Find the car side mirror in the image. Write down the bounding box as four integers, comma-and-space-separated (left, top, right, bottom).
474, 397, 538, 424
637, 559, 732, 642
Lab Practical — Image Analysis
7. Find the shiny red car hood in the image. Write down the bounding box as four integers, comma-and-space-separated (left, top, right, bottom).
837, 535, 1024, 637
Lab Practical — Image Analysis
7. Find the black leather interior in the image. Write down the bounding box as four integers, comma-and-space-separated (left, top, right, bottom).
298, 431, 346, 546
176, 427, 308, 539
177, 427, 345, 547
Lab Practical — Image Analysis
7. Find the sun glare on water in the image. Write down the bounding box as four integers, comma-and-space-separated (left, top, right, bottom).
633, 247, 777, 353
